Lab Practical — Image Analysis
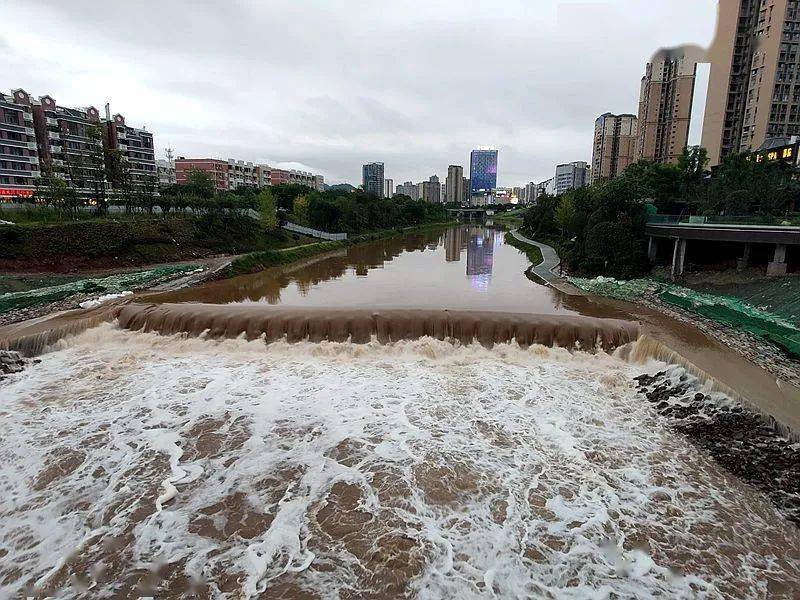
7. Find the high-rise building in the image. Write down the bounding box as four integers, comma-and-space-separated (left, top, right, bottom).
592, 113, 638, 183
537, 177, 555, 197
462, 177, 470, 203
469, 148, 498, 195
0, 89, 40, 201
702, 0, 800, 166
523, 181, 538, 205
314, 174, 325, 191
636, 49, 698, 164
422, 175, 441, 203
362, 162, 384, 197
554, 161, 590, 196
445, 165, 464, 204
396, 181, 419, 200
384, 178, 394, 198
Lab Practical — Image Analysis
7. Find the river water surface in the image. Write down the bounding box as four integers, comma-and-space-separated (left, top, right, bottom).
2, 225, 800, 599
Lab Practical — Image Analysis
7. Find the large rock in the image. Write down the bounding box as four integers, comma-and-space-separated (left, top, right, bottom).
0, 350, 26, 377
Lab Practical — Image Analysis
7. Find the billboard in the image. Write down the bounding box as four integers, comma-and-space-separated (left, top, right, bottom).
747, 142, 799, 165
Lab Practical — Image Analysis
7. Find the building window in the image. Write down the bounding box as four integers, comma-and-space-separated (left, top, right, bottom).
3, 112, 19, 125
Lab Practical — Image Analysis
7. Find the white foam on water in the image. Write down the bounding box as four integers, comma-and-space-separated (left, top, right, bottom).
79, 291, 134, 309
1, 324, 799, 599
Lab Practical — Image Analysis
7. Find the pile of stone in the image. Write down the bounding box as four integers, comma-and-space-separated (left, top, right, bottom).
0, 350, 32, 381
635, 369, 800, 525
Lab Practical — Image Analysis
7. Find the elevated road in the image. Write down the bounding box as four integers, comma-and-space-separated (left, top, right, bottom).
645, 222, 800, 279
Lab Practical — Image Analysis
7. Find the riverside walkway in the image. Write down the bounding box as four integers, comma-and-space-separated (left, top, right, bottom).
509, 230, 582, 295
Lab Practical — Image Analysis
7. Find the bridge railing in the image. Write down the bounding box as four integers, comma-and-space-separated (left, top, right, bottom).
648, 214, 800, 227
281, 221, 347, 241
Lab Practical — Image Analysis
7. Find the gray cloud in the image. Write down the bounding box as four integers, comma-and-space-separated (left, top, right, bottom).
2, 0, 717, 185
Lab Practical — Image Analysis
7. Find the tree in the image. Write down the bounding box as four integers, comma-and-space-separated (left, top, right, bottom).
554, 195, 576, 239
186, 169, 215, 200
258, 187, 278, 230
85, 125, 109, 215
292, 194, 310, 224
138, 173, 159, 214
105, 148, 133, 212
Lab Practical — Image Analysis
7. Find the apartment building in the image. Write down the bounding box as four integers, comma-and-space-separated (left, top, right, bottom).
103, 113, 156, 188
384, 178, 394, 198
592, 113, 638, 183
34, 93, 106, 195
0, 89, 40, 200
175, 158, 229, 191
523, 181, 538, 205
636, 49, 698, 164
396, 181, 419, 200
226, 159, 259, 189
362, 162, 385, 197
702, 0, 800, 165
445, 165, 464, 204
554, 161, 590, 196
256, 165, 271, 188
270, 168, 316, 188
537, 178, 555, 197
422, 175, 441, 203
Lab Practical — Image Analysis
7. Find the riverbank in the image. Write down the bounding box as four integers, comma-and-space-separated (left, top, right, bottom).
510, 232, 800, 435
0, 215, 307, 273
571, 276, 800, 386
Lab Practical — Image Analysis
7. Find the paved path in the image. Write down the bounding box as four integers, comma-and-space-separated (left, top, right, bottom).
509, 230, 582, 295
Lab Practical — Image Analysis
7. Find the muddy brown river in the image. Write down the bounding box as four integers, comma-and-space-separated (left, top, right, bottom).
2, 225, 800, 598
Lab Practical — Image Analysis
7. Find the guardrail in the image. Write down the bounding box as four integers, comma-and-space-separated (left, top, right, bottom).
281, 221, 347, 241
648, 214, 800, 227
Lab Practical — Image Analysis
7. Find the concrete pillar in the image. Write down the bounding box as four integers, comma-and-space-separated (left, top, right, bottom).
671, 238, 687, 281
736, 243, 752, 272
767, 244, 788, 277
647, 237, 658, 263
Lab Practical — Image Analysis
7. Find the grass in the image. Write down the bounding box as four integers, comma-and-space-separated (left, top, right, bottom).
504, 232, 544, 266
222, 240, 349, 277
491, 209, 525, 223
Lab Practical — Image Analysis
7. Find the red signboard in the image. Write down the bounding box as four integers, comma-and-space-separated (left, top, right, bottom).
0, 188, 35, 198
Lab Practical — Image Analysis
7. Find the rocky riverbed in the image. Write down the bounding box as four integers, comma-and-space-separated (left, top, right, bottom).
635, 368, 800, 525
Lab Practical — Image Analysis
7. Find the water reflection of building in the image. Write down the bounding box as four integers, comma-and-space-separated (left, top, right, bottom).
466, 227, 495, 291
444, 226, 467, 262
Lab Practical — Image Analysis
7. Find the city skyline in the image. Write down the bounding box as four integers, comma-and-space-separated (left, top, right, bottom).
2, 0, 718, 187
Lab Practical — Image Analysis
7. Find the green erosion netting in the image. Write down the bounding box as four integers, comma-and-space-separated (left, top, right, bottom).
692, 277, 800, 326
0, 265, 201, 315
570, 276, 800, 359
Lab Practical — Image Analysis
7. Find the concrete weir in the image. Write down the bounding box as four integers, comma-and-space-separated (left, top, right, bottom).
114, 303, 640, 351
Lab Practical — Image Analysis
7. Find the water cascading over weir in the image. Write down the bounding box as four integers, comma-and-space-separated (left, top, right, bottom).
0, 302, 640, 356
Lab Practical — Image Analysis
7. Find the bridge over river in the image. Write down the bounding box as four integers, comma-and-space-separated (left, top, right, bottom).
646, 220, 800, 279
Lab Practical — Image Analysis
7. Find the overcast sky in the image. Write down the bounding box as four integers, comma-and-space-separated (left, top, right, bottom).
3, 0, 717, 186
